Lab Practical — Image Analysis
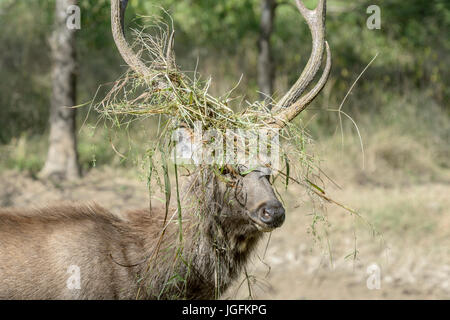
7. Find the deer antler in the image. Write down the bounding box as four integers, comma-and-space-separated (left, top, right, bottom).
271, 0, 331, 128
111, 0, 153, 77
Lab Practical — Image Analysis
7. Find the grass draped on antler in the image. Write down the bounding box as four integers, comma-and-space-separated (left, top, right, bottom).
93, 8, 380, 298
94, 17, 323, 196
96, 20, 277, 132
93, 14, 361, 227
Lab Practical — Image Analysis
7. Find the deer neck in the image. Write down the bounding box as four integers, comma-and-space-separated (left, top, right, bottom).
178, 170, 264, 296
135, 170, 264, 299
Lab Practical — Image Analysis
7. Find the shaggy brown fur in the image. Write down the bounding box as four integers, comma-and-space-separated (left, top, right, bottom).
0, 168, 282, 299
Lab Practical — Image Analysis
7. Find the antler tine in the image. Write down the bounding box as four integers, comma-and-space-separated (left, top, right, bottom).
111, 0, 152, 77
271, 0, 330, 127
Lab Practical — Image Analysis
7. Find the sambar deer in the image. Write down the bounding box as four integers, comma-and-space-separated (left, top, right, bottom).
0, 0, 330, 299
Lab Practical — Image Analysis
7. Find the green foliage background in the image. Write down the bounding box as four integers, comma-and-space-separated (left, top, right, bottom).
0, 0, 448, 170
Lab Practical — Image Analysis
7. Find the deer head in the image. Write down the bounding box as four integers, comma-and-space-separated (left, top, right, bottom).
110, 0, 331, 233
217, 166, 286, 233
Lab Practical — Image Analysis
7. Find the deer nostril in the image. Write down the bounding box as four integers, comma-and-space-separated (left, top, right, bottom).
259, 201, 285, 227
261, 209, 273, 223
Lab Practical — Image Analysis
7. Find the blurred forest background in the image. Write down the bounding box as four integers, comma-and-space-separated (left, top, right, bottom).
0, 0, 448, 175
0, 0, 449, 299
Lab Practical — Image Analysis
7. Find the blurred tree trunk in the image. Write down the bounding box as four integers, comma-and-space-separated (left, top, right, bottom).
39, 0, 80, 181
258, 0, 276, 104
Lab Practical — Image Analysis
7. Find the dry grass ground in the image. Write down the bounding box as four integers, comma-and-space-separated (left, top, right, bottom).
230, 182, 450, 299
229, 133, 450, 299
0, 133, 449, 300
